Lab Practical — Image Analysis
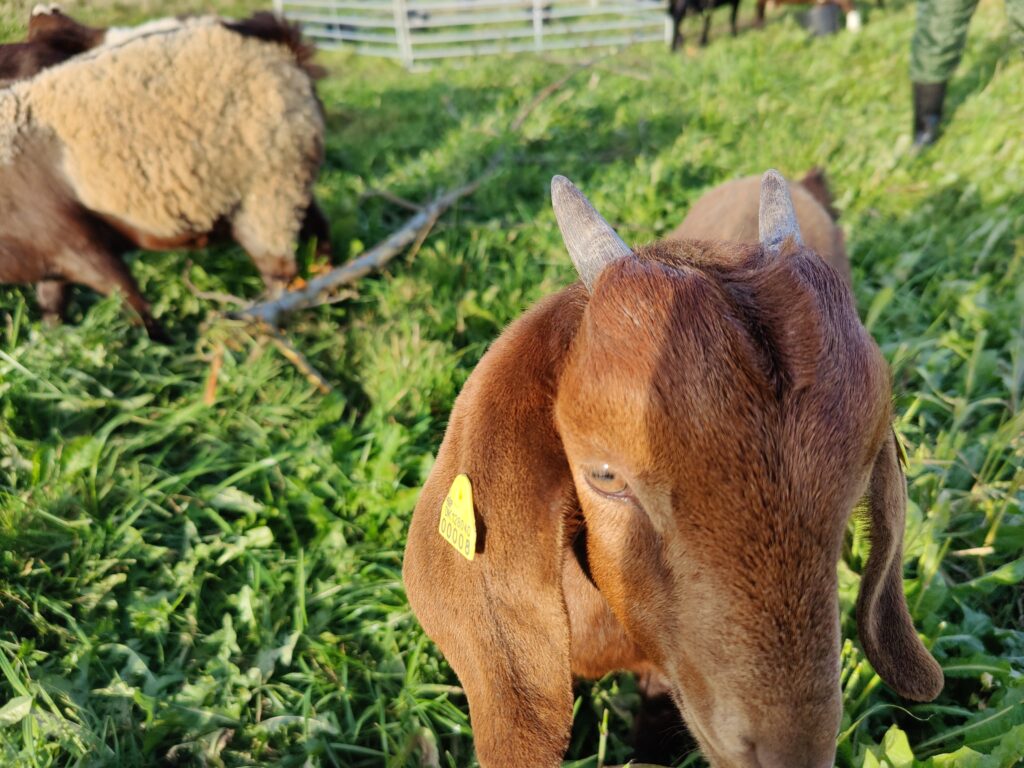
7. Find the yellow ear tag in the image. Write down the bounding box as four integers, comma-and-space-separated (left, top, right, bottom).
439, 474, 476, 561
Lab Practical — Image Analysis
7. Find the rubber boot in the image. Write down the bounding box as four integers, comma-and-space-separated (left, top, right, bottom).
912, 81, 946, 148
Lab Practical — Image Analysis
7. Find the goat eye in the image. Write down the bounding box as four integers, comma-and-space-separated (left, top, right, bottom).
586, 465, 629, 497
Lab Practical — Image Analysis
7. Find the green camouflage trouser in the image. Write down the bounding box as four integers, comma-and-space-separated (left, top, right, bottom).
911, 0, 1024, 82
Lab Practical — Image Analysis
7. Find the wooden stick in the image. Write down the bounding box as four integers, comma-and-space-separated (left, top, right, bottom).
265, 327, 334, 394
235, 58, 600, 327
182, 261, 247, 307
202, 343, 224, 406
234, 175, 489, 326
360, 186, 425, 212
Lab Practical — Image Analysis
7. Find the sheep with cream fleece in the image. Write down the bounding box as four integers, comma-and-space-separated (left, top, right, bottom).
0, 14, 325, 338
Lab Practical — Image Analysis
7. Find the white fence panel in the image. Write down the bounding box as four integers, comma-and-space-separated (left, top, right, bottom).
275, 0, 671, 66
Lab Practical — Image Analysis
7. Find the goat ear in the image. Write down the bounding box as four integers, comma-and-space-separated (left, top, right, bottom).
403, 289, 583, 767
855, 432, 944, 701
551, 175, 632, 292
759, 169, 804, 254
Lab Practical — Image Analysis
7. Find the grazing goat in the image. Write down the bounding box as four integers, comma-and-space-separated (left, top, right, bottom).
0, 14, 327, 339
671, 168, 851, 285
403, 171, 943, 767
668, 0, 741, 50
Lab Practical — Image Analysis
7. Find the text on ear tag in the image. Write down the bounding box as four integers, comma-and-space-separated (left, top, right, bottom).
439, 474, 476, 561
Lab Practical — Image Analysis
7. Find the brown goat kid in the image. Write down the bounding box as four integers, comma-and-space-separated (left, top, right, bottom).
671, 168, 851, 285
403, 171, 943, 767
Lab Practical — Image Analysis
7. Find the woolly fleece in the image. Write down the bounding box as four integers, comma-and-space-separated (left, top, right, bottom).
0, 19, 324, 257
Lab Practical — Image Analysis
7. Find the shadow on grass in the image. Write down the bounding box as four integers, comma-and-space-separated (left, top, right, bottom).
945, 32, 1016, 122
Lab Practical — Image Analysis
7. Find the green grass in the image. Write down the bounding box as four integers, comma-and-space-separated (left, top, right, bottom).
1, 0, 1022, 765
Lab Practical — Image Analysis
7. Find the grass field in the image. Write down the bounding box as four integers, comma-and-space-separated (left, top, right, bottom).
1, 0, 1022, 765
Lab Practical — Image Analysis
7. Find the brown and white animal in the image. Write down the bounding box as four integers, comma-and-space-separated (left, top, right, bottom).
403, 171, 943, 767
0, 13, 327, 338
2, 7, 333, 269
0, 6, 102, 86
671, 168, 850, 286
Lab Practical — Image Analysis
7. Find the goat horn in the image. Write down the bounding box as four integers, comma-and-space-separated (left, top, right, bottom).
551, 175, 632, 292
758, 169, 803, 254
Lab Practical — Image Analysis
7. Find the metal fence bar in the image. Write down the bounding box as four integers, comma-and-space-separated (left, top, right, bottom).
411, 18, 660, 45
391, 0, 415, 64
287, 0, 392, 9
303, 27, 400, 42
532, 0, 543, 50
281, 0, 667, 66
398, 5, 662, 28
409, 31, 663, 58
286, 12, 399, 27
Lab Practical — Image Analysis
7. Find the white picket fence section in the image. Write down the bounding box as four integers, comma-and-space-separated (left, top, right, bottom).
273, 0, 671, 66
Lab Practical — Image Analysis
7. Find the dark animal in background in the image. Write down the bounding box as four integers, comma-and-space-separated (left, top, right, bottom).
668, 0, 741, 49
0, 14, 327, 339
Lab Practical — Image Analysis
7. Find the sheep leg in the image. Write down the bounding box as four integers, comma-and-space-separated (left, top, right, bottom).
730, 0, 740, 34
701, 10, 712, 44
35, 279, 69, 325
756, 0, 767, 26
61, 248, 170, 342
231, 191, 301, 295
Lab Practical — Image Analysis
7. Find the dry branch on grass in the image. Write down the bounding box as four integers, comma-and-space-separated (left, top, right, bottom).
234, 56, 603, 329
233, 178, 486, 327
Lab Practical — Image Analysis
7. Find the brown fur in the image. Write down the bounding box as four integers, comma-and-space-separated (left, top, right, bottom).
26, 7, 104, 46
0, 133, 168, 339
403, 194, 943, 766
798, 166, 840, 220
0, 7, 102, 86
223, 12, 326, 80
670, 170, 851, 286
0, 40, 70, 86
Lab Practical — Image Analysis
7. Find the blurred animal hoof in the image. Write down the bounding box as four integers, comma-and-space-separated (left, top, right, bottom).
145, 318, 173, 344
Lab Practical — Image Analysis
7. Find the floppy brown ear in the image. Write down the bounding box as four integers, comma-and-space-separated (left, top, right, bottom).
403, 286, 587, 768
855, 432, 944, 701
